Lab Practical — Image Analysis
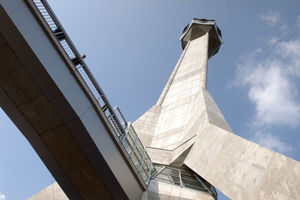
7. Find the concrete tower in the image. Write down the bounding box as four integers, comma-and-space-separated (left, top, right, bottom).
133, 18, 300, 200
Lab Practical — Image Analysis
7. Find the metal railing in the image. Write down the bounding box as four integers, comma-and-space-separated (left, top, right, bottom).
121, 122, 155, 185
30, 0, 125, 137
152, 164, 218, 199
27, 0, 155, 185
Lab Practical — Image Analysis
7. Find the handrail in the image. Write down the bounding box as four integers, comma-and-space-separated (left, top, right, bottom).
29, 0, 125, 137
152, 164, 217, 198
123, 123, 155, 185
25, 0, 155, 186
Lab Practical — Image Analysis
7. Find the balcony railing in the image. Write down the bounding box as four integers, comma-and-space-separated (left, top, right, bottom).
25, 0, 155, 185
152, 164, 218, 199
121, 122, 155, 185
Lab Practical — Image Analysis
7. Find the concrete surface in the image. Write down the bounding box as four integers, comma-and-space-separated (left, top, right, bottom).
29, 182, 68, 200
141, 180, 214, 200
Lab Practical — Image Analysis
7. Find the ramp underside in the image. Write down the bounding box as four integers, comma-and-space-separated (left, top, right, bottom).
0, 2, 143, 199
0, 15, 118, 199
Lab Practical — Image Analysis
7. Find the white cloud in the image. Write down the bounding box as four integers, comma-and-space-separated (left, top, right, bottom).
260, 11, 281, 26
233, 14, 300, 154
276, 39, 300, 75
269, 36, 279, 45
260, 10, 288, 38
253, 131, 293, 154
0, 192, 5, 200
250, 66, 300, 127
236, 47, 300, 127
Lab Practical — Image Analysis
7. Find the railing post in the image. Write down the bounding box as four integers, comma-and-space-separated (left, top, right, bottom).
179, 169, 183, 187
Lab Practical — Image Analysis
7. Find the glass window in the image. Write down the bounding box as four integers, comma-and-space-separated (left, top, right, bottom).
121, 138, 132, 154
140, 167, 149, 183
119, 123, 156, 185
131, 153, 140, 168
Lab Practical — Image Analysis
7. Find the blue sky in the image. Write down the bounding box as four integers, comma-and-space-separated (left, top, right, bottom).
1, 0, 300, 199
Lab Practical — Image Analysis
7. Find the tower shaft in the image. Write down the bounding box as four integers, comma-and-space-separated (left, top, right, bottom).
150, 31, 223, 152
157, 31, 209, 108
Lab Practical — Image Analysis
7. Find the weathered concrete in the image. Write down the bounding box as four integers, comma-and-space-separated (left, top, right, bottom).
134, 19, 300, 200
185, 123, 300, 200
142, 180, 214, 200
135, 34, 212, 152
29, 182, 68, 200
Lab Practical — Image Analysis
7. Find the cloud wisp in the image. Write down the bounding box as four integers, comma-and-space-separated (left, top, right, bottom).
233, 11, 300, 154
236, 51, 300, 128
260, 10, 281, 26
260, 10, 289, 44
0, 192, 5, 200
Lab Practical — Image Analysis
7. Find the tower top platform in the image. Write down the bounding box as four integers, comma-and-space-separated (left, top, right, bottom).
180, 18, 223, 58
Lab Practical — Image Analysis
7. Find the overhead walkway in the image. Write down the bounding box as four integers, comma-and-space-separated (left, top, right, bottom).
0, 0, 154, 199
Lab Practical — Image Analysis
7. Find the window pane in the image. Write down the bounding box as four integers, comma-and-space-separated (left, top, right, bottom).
122, 137, 132, 154
127, 126, 137, 141
135, 139, 144, 156
131, 153, 140, 168
140, 167, 149, 183
152, 164, 216, 195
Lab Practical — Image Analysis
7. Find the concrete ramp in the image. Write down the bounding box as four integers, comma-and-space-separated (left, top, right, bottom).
0, 0, 152, 199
